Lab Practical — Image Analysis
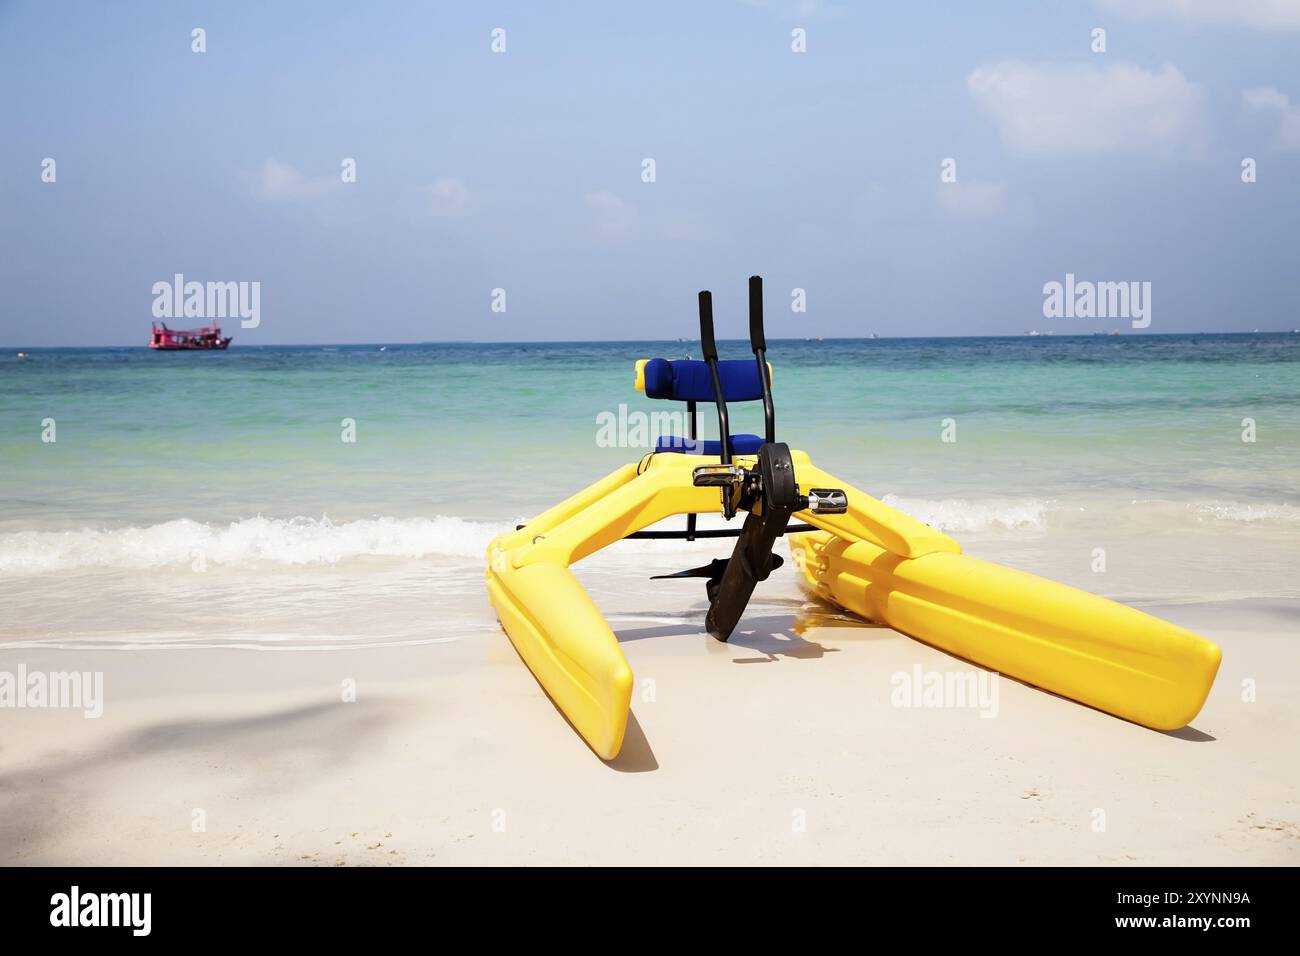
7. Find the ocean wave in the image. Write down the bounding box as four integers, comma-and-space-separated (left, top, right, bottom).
879, 495, 1050, 532
1186, 501, 1300, 524
879, 494, 1300, 533
2, 496, 1294, 576
0, 515, 507, 575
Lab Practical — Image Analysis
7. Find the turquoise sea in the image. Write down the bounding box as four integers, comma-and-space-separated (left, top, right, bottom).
2, 334, 1297, 647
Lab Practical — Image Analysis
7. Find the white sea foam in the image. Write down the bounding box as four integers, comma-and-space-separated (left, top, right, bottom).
879, 495, 1051, 532
881, 495, 1300, 534
1188, 501, 1300, 524
2, 496, 1294, 577
0, 515, 506, 575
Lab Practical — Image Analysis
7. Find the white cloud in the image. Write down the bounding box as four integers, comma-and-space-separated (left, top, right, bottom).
1243, 86, 1300, 149
428, 177, 469, 217
1244, 86, 1290, 110
580, 191, 716, 244
583, 190, 626, 215
583, 190, 631, 238
1096, 0, 1300, 30
938, 179, 1008, 216
967, 61, 1204, 157
255, 159, 339, 201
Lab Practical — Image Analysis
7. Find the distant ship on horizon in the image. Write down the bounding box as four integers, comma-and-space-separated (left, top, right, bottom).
149, 321, 232, 350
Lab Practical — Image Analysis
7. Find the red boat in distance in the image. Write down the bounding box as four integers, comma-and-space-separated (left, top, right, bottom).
149, 321, 232, 350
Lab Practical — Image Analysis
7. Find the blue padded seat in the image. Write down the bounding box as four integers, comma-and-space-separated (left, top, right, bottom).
654, 433, 765, 456
643, 358, 764, 403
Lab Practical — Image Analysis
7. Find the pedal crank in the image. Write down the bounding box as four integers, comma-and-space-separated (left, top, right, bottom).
705, 442, 800, 640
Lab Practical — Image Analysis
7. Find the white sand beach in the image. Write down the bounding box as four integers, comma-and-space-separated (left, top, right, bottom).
3, 545, 1296, 867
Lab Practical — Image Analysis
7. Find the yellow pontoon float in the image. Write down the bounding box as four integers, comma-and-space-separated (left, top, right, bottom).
485, 277, 1222, 759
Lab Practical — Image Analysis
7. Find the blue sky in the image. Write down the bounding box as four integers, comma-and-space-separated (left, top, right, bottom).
2, 0, 1298, 345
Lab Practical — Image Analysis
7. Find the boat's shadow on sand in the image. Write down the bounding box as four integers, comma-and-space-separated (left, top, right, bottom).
612, 597, 889, 664
605, 712, 658, 773
602, 602, 890, 772
616, 615, 838, 662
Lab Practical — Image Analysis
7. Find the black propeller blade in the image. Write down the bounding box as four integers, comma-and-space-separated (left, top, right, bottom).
650, 558, 729, 580
650, 554, 783, 581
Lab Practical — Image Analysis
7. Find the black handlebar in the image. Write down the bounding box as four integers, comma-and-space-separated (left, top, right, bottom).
748, 275, 766, 352
698, 289, 733, 472
698, 291, 718, 360
748, 276, 775, 443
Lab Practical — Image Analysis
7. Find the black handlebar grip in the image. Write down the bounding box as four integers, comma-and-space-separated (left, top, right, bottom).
748, 275, 766, 352
698, 290, 718, 360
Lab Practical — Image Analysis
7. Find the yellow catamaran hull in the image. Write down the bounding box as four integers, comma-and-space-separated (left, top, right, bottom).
486, 449, 1222, 758
787, 530, 1221, 730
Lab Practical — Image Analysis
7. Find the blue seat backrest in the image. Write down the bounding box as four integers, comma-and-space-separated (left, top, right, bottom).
643, 358, 764, 403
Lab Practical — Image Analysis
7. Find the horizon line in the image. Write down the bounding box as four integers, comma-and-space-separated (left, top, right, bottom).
7, 329, 1298, 350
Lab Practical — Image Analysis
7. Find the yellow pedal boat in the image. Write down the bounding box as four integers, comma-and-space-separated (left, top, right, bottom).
485, 277, 1221, 759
